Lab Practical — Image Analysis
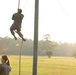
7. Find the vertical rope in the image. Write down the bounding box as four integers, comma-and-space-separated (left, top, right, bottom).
22, 0, 28, 10
18, 0, 20, 9
19, 40, 23, 75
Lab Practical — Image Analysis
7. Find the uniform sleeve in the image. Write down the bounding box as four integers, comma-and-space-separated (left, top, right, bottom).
12, 13, 16, 20
0, 64, 4, 74
12, 14, 14, 20
23, 15, 24, 18
22, 14, 24, 19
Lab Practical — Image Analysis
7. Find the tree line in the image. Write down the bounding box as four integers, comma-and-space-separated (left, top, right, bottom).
0, 35, 76, 57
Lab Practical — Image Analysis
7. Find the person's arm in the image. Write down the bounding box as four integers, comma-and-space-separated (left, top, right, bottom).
22, 14, 24, 19
12, 14, 14, 20
0, 64, 4, 74
12, 13, 16, 20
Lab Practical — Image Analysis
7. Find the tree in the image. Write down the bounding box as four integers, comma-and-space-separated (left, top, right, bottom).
41, 34, 56, 58
73, 53, 76, 58
46, 50, 53, 58
43, 34, 51, 41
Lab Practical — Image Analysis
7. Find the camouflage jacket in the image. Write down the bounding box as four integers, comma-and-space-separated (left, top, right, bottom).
0, 63, 11, 75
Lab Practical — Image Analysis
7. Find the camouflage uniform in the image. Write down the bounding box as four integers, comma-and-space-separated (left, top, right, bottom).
10, 9, 26, 41
0, 63, 11, 75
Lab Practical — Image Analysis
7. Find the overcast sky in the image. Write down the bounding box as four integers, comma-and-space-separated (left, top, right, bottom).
0, 0, 76, 43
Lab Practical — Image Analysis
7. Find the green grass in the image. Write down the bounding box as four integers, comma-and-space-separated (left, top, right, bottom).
2, 56, 76, 75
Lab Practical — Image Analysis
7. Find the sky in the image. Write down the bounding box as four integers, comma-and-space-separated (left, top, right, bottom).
0, 0, 76, 43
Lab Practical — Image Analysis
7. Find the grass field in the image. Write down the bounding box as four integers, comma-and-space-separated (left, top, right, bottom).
4, 56, 76, 75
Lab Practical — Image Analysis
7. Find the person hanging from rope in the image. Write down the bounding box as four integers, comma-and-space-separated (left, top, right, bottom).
0, 55, 11, 75
10, 9, 26, 41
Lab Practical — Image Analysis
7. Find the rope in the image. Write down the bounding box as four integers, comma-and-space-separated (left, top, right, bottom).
18, 0, 28, 12
56, 0, 70, 18
19, 40, 23, 75
22, 0, 28, 10
18, 0, 20, 9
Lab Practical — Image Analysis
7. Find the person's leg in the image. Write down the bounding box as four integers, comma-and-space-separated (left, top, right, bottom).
17, 31, 26, 41
10, 26, 17, 40
17, 27, 26, 41
16, 26, 26, 41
